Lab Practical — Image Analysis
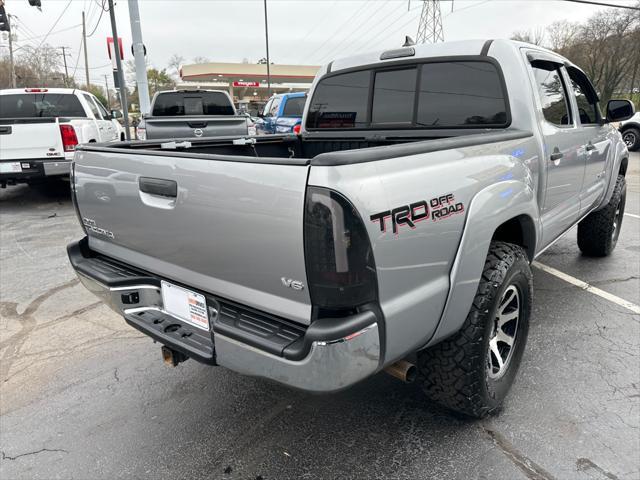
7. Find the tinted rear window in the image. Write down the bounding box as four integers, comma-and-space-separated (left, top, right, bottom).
152, 92, 234, 116
417, 62, 507, 127
372, 68, 416, 125
0, 93, 86, 118
306, 60, 508, 129
306, 70, 370, 129
282, 96, 306, 117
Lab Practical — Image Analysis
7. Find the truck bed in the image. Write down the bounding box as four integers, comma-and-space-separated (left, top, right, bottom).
81, 129, 531, 166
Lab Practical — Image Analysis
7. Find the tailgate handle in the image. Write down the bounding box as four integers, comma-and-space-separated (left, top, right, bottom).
187, 121, 207, 128
139, 177, 177, 198
0, 126, 11, 135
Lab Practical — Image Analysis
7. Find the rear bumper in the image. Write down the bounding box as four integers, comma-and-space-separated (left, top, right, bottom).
0, 158, 71, 185
67, 238, 382, 393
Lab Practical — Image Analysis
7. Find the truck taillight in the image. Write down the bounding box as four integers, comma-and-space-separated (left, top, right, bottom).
304, 187, 377, 310
293, 124, 301, 135
136, 126, 146, 140
59, 124, 78, 152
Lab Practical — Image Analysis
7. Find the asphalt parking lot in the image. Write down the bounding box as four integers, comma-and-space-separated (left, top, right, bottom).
1, 152, 638, 480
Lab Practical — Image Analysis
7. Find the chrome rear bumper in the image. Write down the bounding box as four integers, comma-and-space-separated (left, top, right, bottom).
70, 239, 381, 393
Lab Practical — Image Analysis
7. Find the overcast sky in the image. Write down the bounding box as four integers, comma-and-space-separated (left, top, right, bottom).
1, 0, 636, 87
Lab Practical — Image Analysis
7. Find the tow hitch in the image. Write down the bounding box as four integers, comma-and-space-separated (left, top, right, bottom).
161, 346, 188, 367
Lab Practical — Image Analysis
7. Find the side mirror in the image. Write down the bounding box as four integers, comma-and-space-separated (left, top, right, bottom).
111, 110, 123, 119
256, 111, 264, 118
606, 99, 635, 122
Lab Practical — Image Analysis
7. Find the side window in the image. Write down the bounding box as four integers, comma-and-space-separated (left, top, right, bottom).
567, 69, 599, 125
82, 94, 102, 119
268, 97, 281, 117
531, 63, 571, 126
371, 68, 416, 125
262, 99, 273, 117
94, 97, 111, 119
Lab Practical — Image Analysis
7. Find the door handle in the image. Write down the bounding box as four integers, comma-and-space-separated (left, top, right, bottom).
139, 177, 177, 198
550, 151, 563, 161
585, 143, 596, 152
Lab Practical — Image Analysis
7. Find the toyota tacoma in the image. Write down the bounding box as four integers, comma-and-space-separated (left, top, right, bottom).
67, 40, 633, 417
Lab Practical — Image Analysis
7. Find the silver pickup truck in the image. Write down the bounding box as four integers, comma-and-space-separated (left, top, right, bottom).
67, 40, 634, 417
136, 89, 251, 140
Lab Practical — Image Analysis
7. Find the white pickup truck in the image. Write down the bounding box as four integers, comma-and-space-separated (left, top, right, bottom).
0, 88, 124, 187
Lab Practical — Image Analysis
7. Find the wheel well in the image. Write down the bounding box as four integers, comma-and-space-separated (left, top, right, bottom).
491, 215, 536, 261
619, 157, 628, 177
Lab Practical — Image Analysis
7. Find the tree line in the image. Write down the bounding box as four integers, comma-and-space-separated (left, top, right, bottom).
512, 1, 640, 106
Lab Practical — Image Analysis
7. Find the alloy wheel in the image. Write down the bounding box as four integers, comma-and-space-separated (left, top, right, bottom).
487, 285, 520, 379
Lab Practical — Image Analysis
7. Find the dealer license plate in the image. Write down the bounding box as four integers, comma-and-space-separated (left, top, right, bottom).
0, 162, 22, 173
161, 281, 209, 331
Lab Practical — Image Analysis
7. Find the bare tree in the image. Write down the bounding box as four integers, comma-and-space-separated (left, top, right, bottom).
547, 20, 581, 51
511, 26, 546, 46
192, 56, 209, 64
167, 53, 184, 79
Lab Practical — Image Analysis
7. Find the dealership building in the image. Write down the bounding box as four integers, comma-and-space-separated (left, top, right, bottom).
179, 61, 320, 112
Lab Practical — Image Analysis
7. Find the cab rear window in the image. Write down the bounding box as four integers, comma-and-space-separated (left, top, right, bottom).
306, 60, 509, 130
282, 96, 306, 117
0, 93, 86, 118
152, 92, 234, 116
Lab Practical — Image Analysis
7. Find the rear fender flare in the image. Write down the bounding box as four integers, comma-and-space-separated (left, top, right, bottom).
598, 135, 628, 210
424, 179, 539, 347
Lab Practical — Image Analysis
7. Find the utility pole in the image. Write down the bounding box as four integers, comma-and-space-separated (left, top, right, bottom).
82, 11, 90, 87
7, 14, 16, 88
416, 0, 444, 44
104, 74, 111, 109
60, 46, 70, 87
107, 0, 130, 140
263, 0, 271, 97
128, 0, 150, 115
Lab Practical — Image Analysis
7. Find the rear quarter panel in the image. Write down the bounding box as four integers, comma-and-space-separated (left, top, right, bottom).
308, 136, 540, 364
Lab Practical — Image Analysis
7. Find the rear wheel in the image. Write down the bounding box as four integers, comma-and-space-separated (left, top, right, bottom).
622, 127, 640, 151
577, 174, 626, 257
417, 242, 532, 418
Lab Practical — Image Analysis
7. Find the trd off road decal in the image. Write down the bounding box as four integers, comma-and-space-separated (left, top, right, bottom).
370, 193, 464, 235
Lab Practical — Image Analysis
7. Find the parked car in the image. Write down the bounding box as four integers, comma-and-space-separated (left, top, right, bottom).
256, 92, 306, 134
619, 111, 640, 151
136, 89, 250, 140
67, 39, 633, 418
0, 87, 123, 187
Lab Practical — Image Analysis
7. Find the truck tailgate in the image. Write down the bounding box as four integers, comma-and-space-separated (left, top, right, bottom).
0, 118, 65, 161
144, 116, 248, 139
73, 148, 312, 324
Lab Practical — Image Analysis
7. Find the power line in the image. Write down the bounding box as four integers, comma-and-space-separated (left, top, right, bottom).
561, 0, 640, 10
317, 0, 393, 63
306, 1, 370, 60
35, 0, 73, 50
17, 23, 82, 42
87, 0, 106, 37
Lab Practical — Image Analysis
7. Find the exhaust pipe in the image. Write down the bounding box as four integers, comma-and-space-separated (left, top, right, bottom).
384, 360, 417, 383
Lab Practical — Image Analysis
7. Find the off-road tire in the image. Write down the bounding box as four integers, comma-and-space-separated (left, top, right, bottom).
417, 242, 532, 418
577, 174, 626, 257
622, 127, 640, 152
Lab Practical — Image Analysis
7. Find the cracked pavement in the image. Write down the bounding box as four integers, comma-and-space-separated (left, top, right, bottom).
1, 152, 639, 480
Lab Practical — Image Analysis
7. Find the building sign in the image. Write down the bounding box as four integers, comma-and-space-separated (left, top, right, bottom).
107, 37, 124, 69
233, 81, 260, 87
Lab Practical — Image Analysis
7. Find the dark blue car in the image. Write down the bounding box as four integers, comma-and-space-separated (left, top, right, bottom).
256, 92, 306, 135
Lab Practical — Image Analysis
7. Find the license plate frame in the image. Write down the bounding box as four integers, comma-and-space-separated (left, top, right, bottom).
160, 280, 209, 331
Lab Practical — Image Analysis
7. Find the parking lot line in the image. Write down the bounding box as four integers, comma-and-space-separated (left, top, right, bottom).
532, 261, 640, 314
624, 212, 640, 219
